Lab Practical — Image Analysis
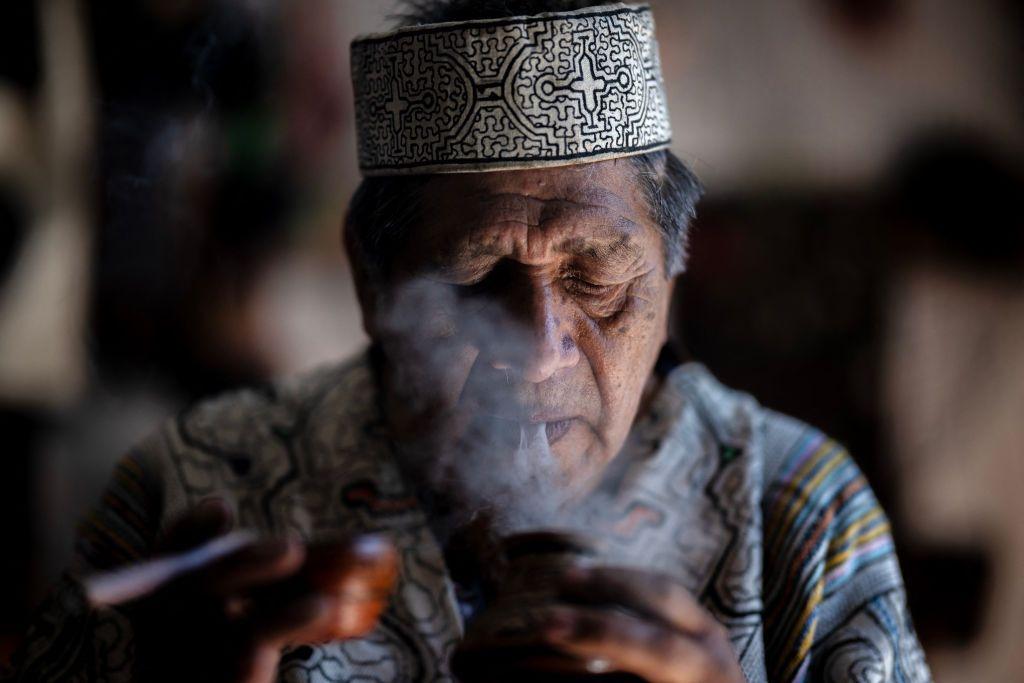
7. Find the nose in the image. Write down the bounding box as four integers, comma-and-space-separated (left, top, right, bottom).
488, 278, 580, 383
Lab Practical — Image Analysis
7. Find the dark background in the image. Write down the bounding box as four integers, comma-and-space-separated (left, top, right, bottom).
1, 1, 1022, 679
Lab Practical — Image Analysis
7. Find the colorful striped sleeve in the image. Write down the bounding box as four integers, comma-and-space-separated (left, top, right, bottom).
72, 449, 160, 572
761, 425, 931, 682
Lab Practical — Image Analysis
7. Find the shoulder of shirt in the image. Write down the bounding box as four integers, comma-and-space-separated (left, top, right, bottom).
664, 362, 817, 461
662, 362, 875, 501
186, 352, 374, 426
661, 361, 764, 449
177, 351, 370, 435
122, 352, 377, 497
73, 354, 379, 571
664, 366, 910, 679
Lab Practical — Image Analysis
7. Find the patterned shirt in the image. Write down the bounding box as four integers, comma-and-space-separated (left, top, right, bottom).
8, 354, 931, 682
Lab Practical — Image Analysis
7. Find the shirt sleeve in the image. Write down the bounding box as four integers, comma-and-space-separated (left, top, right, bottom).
4, 448, 161, 682
761, 430, 932, 682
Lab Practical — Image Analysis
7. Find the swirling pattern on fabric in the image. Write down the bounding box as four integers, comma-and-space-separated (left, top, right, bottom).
6, 356, 931, 682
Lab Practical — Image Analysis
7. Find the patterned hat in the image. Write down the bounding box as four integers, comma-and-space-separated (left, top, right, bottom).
350, 3, 672, 175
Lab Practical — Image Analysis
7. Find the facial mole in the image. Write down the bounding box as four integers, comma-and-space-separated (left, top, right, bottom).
561, 335, 574, 353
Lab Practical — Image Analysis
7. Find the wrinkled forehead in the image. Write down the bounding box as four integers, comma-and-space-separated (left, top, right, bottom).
412, 159, 654, 257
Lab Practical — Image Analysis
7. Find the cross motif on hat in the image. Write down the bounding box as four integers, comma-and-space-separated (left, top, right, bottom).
385, 83, 410, 130
570, 54, 607, 112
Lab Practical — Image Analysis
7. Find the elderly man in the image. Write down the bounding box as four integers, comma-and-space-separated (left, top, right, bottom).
10, 1, 930, 682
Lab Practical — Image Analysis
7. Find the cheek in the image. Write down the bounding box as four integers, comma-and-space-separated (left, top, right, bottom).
575, 278, 668, 433
385, 335, 478, 418
381, 317, 478, 415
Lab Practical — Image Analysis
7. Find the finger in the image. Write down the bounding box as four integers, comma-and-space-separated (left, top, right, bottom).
158, 499, 234, 553
556, 565, 710, 636
198, 537, 306, 596
245, 593, 337, 646
538, 605, 717, 683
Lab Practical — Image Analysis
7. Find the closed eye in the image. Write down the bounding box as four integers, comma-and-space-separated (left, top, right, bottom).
562, 272, 616, 296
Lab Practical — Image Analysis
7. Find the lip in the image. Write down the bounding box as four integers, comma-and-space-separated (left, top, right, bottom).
479, 412, 577, 425
525, 415, 578, 445
474, 413, 579, 447
528, 413, 574, 424
544, 418, 574, 444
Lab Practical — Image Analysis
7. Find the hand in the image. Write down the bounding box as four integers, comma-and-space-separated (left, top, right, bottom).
520, 565, 744, 683
127, 500, 396, 683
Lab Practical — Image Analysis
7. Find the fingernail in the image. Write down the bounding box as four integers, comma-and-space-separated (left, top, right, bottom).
285, 536, 307, 559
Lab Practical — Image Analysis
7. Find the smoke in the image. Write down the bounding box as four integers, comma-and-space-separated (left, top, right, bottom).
375, 275, 587, 543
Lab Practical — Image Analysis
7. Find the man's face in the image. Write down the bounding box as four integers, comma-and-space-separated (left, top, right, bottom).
364, 159, 674, 523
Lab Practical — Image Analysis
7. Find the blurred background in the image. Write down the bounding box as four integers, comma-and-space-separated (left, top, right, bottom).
1, 0, 1021, 679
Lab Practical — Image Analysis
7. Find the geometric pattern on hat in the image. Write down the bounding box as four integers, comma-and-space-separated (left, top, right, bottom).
351, 3, 672, 175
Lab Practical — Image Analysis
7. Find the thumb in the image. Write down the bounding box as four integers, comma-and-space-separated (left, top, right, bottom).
236, 643, 286, 683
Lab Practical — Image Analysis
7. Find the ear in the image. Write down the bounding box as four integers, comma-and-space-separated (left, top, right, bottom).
342, 221, 381, 339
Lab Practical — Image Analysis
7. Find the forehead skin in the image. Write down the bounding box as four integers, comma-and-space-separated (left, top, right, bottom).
395, 159, 663, 279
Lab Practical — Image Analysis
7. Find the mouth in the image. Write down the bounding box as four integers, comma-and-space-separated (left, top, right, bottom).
475, 414, 577, 448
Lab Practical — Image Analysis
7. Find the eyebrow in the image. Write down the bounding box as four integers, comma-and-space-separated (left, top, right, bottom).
560, 234, 643, 267
570, 187, 635, 215
429, 191, 644, 265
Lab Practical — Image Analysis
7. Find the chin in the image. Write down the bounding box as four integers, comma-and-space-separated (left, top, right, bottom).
550, 425, 607, 493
